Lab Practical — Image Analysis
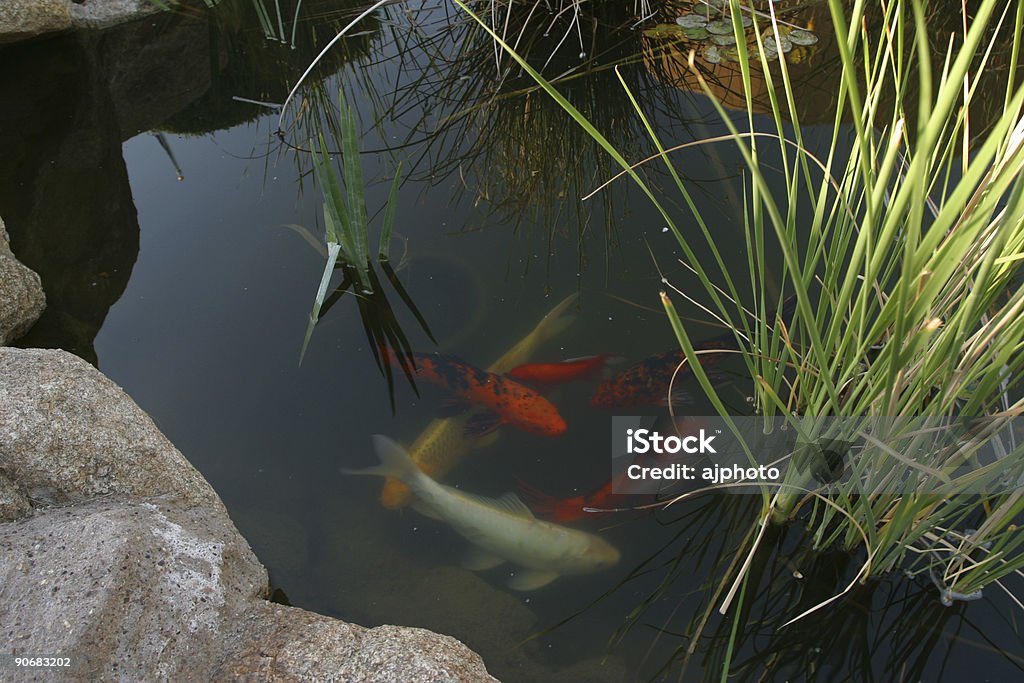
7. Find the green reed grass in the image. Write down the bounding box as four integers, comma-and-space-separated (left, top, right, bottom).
455, 0, 1024, 640
300, 89, 402, 362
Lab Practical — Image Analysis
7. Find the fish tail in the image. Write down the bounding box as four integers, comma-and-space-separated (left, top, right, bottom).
342, 435, 424, 487
533, 293, 579, 343
592, 353, 627, 381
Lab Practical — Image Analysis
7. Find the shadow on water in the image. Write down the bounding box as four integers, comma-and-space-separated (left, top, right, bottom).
0, 0, 381, 365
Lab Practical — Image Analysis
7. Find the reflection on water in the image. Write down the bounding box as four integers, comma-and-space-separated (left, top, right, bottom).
2, 0, 1023, 681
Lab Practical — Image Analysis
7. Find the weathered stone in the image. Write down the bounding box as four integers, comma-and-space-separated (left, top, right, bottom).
0, 216, 45, 345
0, 0, 72, 44
0, 471, 31, 521
0, 495, 498, 683
70, 0, 161, 30
0, 497, 269, 682
223, 604, 499, 682
0, 347, 223, 511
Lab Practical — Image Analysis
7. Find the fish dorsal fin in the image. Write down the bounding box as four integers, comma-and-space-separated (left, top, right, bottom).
493, 492, 535, 519
458, 491, 535, 519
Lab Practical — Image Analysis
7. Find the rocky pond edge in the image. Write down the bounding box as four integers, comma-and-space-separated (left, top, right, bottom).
0, 214, 496, 681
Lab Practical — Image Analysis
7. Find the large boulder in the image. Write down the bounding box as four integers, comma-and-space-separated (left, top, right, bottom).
0, 497, 268, 680
0, 0, 161, 44
0, 217, 45, 345
0, 347, 222, 516
0, 347, 497, 682
69, 0, 160, 30
0, 0, 71, 44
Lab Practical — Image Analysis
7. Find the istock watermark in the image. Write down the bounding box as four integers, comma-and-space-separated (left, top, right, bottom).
611, 415, 1024, 496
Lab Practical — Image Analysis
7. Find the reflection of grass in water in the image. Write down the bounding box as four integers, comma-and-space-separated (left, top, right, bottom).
379, 0, 715, 265
154, 0, 380, 135
459, 0, 1024, 678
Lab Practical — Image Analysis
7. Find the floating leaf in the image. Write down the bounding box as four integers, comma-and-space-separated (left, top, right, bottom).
702, 44, 722, 63
676, 14, 708, 28
789, 29, 819, 46
766, 35, 793, 53
706, 19, 733, 35
711, 33, 736, 46
720, 46, 741, 62
684, 26, 710, 39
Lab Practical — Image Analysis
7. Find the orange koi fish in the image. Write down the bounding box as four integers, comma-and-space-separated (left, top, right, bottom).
506, 353, 624, 387
387, 350, 568, 437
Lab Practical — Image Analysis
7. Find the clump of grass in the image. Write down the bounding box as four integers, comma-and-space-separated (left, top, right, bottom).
300, 88, 403, 362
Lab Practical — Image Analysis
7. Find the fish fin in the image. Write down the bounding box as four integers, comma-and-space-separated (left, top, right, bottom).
533, 293, 579, 342
492, 492, 535, 519
508, 569, 560, 591
464, 412, 504, 438
457, 491, 536, 520
516, 479, 560, 515
409, 499, 442, 520
477, 431, 502, 449
341, 435, 421, 485
462, 549, 505, 571
435, 398, 471, 418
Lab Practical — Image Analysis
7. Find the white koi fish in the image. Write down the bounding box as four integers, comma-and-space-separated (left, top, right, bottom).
347, 435, 620, 591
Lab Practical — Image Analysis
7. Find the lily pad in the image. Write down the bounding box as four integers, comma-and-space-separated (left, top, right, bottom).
706, 19, 733, 35
676, 14, 708, 28
702, 45, 722, 64
789, 29, 819, 46
710, 33, 736, 46
684, 26, 710, 39
766, 35, 793, 53
740, 15, 753, 28
720, 46, 741, 62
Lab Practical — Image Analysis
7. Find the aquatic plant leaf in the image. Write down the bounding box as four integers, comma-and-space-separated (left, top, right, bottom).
299, 242, 342, 365
379, 160, 403, 261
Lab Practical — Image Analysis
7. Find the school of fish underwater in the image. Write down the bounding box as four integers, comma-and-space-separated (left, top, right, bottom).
5, 0, 1024, 681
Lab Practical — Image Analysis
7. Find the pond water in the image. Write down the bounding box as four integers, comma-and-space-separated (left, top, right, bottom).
2, 1, 1023, 680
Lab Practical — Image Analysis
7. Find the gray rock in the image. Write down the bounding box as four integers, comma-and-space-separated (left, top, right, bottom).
223, 604, 499, 682
0, 497, 268, 682
70, 0, 161, 30
0, 0, 72, 44
0, 346, 498, 681
0, 497, 497, 682
0, 347, 223, 513
0, 217, 45, 346
0, 471, 31, 520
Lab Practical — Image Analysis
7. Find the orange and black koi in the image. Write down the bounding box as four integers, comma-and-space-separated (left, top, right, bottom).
385, 350, 568, 437
590, 339, 733, 409
592, 297, 797, 410
506, 353, 624, 387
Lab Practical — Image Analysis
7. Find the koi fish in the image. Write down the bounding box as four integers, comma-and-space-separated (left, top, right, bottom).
381, 294, 578, 509
592, 297, 798, 409
348, 436, 620, 591
385, 350, 568, 437
518, 476, 626, 523
506, 353, 624, 387
590, 338, 733, 409
520, 416, 713, 520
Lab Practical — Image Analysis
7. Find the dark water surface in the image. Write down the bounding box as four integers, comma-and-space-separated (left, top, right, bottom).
2, 1, 1023, 681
